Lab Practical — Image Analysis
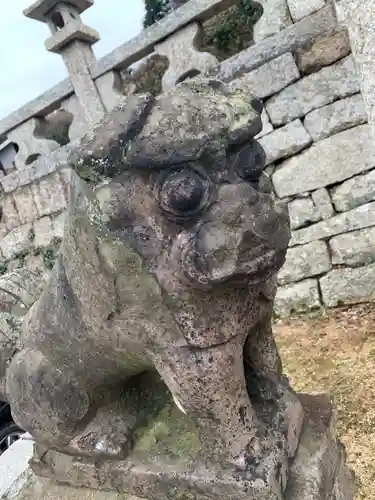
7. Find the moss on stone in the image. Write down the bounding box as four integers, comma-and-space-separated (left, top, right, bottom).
133, 401, 202, 461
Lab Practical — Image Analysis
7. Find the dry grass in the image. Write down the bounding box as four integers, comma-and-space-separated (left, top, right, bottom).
275, 304, 375, 500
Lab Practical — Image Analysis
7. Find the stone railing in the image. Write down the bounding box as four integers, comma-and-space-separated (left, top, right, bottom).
0, 0, 373, 319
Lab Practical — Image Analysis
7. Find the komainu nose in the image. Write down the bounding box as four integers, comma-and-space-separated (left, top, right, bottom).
229, 140, 267, 182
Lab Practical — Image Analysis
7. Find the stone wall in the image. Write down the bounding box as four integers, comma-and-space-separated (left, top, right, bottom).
0, 172, 67, 396
0, 0, 374, 320
239, 2, 374, 316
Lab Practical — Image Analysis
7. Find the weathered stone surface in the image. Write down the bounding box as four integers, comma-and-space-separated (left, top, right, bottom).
0, 269, 46, 317
7, 81, 303, 499
0, 438, 34, 500
17, 396, 354, 500
7, 118, 60, 171
0, 312, 23, 394
2, 195, 20, 232
255, 109, 274, 139
31, 173, 67, 217
331, 169, 375, 211
320, 264, 375, 307
274, 279, 321, 316
334, 0, 375, 139
0, 145, 74, 194
33, 217, 55, 248
278, 241, 331, 285
0, 268, 46, 396
288, 197, 320, 230
0, 224, 33, 260
217, 6, 338, 82
290, 201, 375, 245
51, 212, 66, 240
9, 474, 126, 499
24, 254, 46, 274
304, 94, 367, 141
287, 0, 326, 21
0, 78, 73, 140
230, 53, 300, 100
90, 0, 244, 80
286, 394, 355, 500
13, 187, 38, 225
311, 188, 334, 219
329, 227, 375, 266
155, 23, 219, 92
253, 0, 292, 42
266, 56, 359, 126
273, 125, 374, 198
259, 119, 312, 166
295, 28, 351, 74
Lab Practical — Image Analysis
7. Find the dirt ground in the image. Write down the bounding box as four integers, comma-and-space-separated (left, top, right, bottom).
275, 304, 375, 500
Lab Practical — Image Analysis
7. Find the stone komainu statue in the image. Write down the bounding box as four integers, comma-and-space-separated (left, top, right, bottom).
6, 80, 303, 496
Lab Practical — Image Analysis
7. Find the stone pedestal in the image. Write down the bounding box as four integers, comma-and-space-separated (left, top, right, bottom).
11, 394, 355, 500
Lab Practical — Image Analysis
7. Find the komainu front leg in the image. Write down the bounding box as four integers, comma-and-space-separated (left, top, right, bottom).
67, 370, 168, 460
244, 308, 304, 457
151, 339, 289, 491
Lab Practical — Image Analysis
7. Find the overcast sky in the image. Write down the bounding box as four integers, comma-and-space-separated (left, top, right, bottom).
0, 0, 145, 119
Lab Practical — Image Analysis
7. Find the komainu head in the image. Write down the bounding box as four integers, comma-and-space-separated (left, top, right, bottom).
84, 79, 290, 297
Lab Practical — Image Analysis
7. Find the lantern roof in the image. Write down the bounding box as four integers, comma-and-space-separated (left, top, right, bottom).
24, 0, 93, 22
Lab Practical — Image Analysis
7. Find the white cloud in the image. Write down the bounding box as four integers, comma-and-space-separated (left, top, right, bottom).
0, 0, 145, 119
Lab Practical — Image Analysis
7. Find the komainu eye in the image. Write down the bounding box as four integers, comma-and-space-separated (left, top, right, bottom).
232, 140, 266, 182
159, 169, 208, 217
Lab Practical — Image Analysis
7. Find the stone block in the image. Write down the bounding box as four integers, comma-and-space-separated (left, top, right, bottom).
33, 217, 55, 248
217, 6, 338, 83
255, 109, 274, 139
2, 196, 20, 232
230, 53, 300, 100
278, 241, 331, 284
304, 94, 367, 141
333, 0, 375, 136
13, 186, 38, 224
0, 224, 33, 260
253, 0, 292, 42
0, 269, 46, 315
20, 395, 353, 500
52, 212, 66, 240
287, 0, 326, 21
272, 125, 374, 198
274, 279, 321, 316
287, 198, 320, 230
295, 28, 351, 74
330, 169, 375, 211
290, 201, 375, 245
8, 397, 355, 500
329, 227, 375, 266
320, 264, 375, 307
31, 172, 67, 217
259, 119, 312, 166
0, 221, 7, 240
311, 188, 334, 219
266, 56, 359, 126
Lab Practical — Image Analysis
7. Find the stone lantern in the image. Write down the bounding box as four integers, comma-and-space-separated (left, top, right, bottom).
24, 0, 106, 125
